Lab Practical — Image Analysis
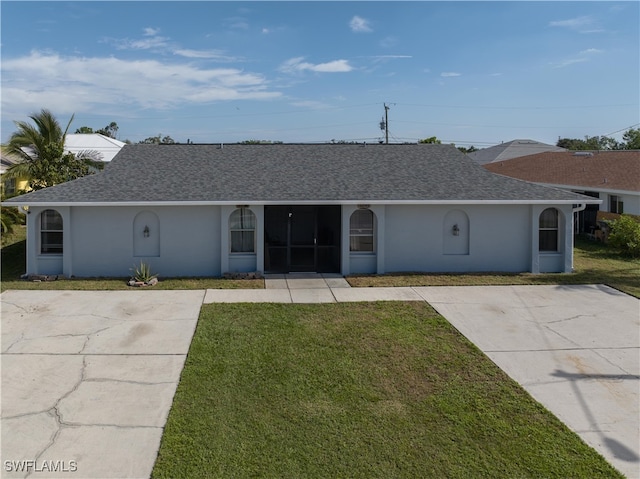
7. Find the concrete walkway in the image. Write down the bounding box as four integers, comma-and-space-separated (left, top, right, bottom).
204, 273, 426, 303
2, 282, 638, 478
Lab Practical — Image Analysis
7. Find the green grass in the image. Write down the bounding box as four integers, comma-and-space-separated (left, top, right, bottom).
152, 302, 622, 479
347, 237, 640, 298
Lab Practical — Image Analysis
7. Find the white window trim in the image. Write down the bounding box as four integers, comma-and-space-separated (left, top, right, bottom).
40, 209, 63, 256
349, 209, 375, 253
229, 208, 256, 254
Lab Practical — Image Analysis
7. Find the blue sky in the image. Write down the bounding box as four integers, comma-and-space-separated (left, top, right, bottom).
1, 1, 638, 147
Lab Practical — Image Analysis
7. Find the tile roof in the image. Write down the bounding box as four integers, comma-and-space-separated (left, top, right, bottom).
468, 139, 567, 165
5, 143, 594, 205
484, 150, 640, 192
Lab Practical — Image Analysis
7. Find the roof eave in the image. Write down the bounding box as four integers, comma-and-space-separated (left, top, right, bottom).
4, 198, 602, 207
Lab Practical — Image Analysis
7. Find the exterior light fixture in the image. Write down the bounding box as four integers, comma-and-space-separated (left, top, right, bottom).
452, 224, 460, 236
143, 225, 150, 238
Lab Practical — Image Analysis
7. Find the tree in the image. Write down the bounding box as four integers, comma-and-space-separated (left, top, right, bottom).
622, 128, 640, 150
418, 136, 442, 144
139, 134, 176, 144
96, 122, 119, 139
457, 145, 478, 154
556, 136, 621, 150
3, 109, 104, 191
75, 121, 119, 139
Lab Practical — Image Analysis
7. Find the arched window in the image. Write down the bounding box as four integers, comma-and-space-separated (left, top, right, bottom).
40, 209, 63, 254
230, 208, 256, 253
350, 209, 374, 252
539, 208, 559, 252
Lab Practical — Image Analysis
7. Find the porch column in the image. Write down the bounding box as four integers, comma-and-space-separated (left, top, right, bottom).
530, 205, 540, 274
563, 205, 574, 273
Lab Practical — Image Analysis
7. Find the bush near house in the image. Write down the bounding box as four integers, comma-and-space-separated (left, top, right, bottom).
1, 205, 24, 237
608, 214, 640, 258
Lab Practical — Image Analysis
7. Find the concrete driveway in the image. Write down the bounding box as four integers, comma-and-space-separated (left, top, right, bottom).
1, 290, 204, 479
2, 284, 638, 478
414, 284, 640, 479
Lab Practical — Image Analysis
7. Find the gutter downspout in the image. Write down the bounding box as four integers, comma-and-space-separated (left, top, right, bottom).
571, 204, 587, 271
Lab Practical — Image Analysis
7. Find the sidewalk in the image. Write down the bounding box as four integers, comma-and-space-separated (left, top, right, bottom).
204, 273, 426, 303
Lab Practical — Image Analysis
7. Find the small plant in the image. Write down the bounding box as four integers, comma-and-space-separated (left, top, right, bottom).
130, 261, 158, 284
608, 215, 640, 258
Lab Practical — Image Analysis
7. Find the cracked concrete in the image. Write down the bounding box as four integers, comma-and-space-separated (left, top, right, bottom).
2, 284, 638, 478
414, 284, 640, 479
1, 290, 204, 479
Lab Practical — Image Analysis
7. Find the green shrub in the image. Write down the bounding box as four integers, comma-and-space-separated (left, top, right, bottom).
608, 215, 640, 257
130, 261, 158, 283
1, 206, 23, 235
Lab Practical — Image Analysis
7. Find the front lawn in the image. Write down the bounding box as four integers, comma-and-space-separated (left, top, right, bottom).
152, 302, 621, 479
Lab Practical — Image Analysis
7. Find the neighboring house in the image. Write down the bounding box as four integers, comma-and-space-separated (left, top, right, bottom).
1, 134, 124, 196
0, 152, 28, 197
484, 150, 640, 233
468, 139, 567, 165
64, 134, 126, 162
4, 144, 600, 278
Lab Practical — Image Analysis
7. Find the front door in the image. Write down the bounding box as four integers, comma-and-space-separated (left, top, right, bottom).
264, 206, 341, 273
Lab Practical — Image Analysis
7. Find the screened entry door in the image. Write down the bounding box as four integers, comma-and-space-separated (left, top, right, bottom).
264, 206, 341, 273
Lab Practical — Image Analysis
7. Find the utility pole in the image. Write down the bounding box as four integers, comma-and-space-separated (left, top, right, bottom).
379, 103, 390, 144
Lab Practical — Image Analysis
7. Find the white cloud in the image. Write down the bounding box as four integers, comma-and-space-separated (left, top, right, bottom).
143, 27, 160, 36
551, 48, 603, 69
370, 55, 412, 61
549, 15, 604, 33
290, 100, 331, 109
441, 72, 461, 77
349, 16, 372, 33
379, 36, 397, 48
579, 48, 603, 55
279, 57, 353, 74
104, 30, 240, 62
173, 49, 240, 61
114, 34, 170, 51
551, 57, 588, 69
1, 50, 281, 115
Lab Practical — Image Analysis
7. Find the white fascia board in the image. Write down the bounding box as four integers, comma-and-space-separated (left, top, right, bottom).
6, 198, 602, 208
537, 182, 639, 196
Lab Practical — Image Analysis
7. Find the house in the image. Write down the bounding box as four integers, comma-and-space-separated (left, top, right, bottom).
1, 134, 125, 196
467, 139, 567, 165
0, 152, 28, 197
484, 150, 640, 233
64, 134, 126, 162
3, 143, 600, 278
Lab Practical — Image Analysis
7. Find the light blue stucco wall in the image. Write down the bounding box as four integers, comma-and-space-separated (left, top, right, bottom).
27, 205, 221, 277
381, 204, 532, 273
22, 202, 575, 277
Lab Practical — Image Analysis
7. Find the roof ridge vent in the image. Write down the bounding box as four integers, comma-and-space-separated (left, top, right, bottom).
573, 151, 593, 157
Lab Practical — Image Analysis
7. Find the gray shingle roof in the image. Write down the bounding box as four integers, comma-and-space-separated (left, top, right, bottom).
468, 139, 567, 165
5, 143, 594, 204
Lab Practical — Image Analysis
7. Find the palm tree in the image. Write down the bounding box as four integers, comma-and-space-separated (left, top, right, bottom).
2, 109, 103, 191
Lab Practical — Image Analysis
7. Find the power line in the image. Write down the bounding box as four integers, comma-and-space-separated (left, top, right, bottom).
395, 102, 635, 111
